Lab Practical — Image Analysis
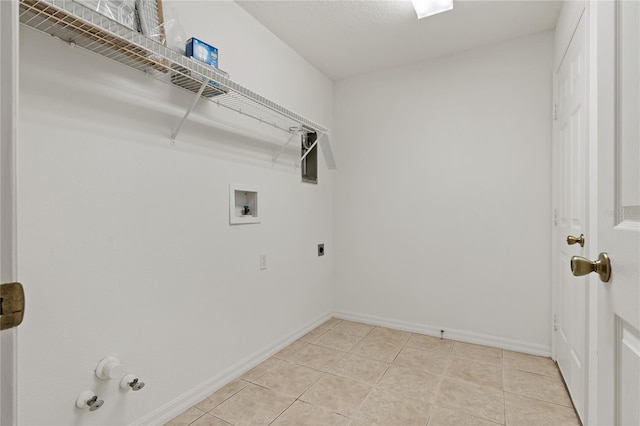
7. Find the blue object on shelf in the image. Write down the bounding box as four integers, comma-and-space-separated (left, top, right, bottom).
185, 38, 220, 88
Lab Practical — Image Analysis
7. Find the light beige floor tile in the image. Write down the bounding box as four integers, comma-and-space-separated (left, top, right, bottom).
436, 378, 505, 424
274, 340, 308, 360
328, 353, 389, 385
394, 346, 450, 376
347, 420, 370, 426
367, 327, 412, 346
241, 357, 283, 383
175, 325, 579, 426
300, 374, 372, 417
451, 342, 503, 365
190, 413, 233, 426
350, 337, 404, 363
378, 364, 441, 403
271, 400, 350, 426
504, 368, 572, 407
165, 407, 206, 426
406, 334, 454, 357
322, 318, 342, 328
503, 350, 561, 379
299, 327, 330, 343
196, 380, 248, 412
313, 329, 363, 352
289, 344, 346, 371
505, 392, 580, 426
333, 320, 375, 337
356, 387, 432, 426
445, 357, 503, 390
211, 383, 294, 426
427, 405, 501, 426
253, 361, 323, 398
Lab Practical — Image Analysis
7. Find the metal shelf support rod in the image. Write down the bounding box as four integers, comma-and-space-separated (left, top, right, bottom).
170, 81, 208, 144
272, 131, 300, 163
299, 132, 325, 164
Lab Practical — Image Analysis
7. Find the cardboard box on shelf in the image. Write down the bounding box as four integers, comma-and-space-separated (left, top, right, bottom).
185, 37, 224, 89
186, 38, 218, 68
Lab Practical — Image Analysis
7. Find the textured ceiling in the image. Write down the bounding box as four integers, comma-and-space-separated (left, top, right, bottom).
236, 0, 563, 81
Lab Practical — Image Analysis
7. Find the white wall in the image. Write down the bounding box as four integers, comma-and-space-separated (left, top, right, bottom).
16, 1, 333, 425
333, 31, 554, 354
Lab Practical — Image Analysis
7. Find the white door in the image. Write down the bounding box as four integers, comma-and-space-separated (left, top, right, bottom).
594, 1, 640, 424
0, 1, 19, 424
554, 8, 588, 421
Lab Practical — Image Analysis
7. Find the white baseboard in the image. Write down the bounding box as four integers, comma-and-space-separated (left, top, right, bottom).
131, 311, 333, 426
333, 310, 551, 357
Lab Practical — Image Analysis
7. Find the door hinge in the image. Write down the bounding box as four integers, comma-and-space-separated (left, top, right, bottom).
553, 313, 559, 332
553, 104, 558, 121
0, 282, 25, 331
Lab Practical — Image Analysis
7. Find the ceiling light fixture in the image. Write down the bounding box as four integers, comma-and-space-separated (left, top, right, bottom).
411, 0, 454, 19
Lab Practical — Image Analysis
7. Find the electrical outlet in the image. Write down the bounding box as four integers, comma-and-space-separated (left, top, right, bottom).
260, 253, 267, 270
318, 244, 325, 256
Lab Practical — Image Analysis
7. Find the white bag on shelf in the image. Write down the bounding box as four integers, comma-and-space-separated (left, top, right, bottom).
78, 0, 138, 31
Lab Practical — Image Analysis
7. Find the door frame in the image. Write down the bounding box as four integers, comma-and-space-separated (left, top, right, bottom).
551, 1, 599, 424
0, 0, 19, 425
586, 3, 601, 423
595, 0, 640, 423
552, 0, 587, 363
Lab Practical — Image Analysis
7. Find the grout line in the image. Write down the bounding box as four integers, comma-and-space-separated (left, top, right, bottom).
178, 320, 576, 426
212, 414, 234, 426
375, 364, 391, 386
439, 374, 505, 392
502, 353, 507, 426
555, 366, 583, 424
503, 389, 507, 426
431, 347, 449, 419
206, 380, 249, 412
503, 390, 577, 409
266, 397, 297, 426
501, 348, 506, 425
503, 364, 566, 380
250, 382, 273, 392
298, 365, 328, 398
180, 407, 208, 426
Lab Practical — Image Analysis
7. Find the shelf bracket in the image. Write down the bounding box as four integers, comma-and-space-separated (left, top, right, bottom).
272, 130, 302, 163
170, 81, 208, 144
273, 130, 336, 170
300, 136, 319, 163
299, 133, 337, 170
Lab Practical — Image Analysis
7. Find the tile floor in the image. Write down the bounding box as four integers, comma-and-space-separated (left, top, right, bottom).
166, 319, 581, 426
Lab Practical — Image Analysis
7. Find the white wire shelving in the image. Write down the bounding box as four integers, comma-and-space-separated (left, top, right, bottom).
18, 0, 330, 148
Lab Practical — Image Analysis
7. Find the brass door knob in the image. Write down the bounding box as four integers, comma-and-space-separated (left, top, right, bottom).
567, 234, 585, 247
570, 252, 611, 283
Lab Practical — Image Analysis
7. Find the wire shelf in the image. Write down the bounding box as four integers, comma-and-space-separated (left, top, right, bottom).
18, 0, 329, 139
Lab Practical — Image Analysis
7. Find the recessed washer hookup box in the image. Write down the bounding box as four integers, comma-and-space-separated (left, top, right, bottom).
186, 37, 218, 68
